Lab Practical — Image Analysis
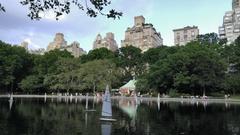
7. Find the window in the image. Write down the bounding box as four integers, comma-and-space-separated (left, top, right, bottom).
177, 35, 180, 41
184, 35, 188, 40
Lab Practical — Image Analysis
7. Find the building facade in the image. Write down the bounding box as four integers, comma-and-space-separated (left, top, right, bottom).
173, 26, 199, 46
29, 48, 46, 55
233, 0, 240, 9
93, 32, 118, 51
121, 16, 163, 52
60, 41, 86, 58
47, 33, 67, 51
219, 0, 240, 43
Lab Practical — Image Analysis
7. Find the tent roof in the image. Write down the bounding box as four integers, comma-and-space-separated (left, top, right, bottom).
120, 79, 137, 90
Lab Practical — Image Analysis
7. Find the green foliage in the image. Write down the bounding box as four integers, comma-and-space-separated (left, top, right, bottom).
78, 59, 120, 92
80, 48, 115, 63
143, 46, 178, 64
197, 33, 219, 45
2, 35, 240, 96
1, 0, 122, 20
223, 74, 240, 95
0, 41, 33, 92
116, 46, 144, 81
20, 75, 44, 93
138, 43, 227, 95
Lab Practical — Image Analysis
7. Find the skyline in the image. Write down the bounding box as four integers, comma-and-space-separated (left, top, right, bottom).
0, 0, 232, 52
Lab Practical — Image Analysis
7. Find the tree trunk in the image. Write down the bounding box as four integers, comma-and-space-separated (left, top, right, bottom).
93, 83, 96, 95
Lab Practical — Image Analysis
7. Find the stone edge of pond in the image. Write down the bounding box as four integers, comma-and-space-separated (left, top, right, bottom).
1, 95, 240, 104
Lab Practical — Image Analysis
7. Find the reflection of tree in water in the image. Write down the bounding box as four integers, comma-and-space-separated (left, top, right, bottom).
0, 98, 103, 135
134, 102, 240, 135
1, 99, 240, 135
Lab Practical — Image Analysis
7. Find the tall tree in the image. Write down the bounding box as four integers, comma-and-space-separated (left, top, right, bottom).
197, 33, 219, 45
116, 46, 144, 81
0, 41, 33, 93
78, 59, 120, 93
80, 48, 115, 63
138, 43, 226, 95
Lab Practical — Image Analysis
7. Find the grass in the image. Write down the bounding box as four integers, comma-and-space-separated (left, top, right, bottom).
231, 95, 240, 99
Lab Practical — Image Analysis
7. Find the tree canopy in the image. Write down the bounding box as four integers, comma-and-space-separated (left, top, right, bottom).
0, 0, 122, 20
1, 35, 240, 96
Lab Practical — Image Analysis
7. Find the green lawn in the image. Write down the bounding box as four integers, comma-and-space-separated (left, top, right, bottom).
231, 95, 240, 99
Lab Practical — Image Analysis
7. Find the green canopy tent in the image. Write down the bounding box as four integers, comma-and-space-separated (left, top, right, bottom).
119, 79, 137, 95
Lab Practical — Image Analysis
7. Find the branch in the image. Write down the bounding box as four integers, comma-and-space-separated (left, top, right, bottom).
18, 0, 122, 20
0, 3, 6, 12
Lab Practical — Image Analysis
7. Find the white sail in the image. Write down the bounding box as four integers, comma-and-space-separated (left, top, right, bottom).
9, 94, 13, 110
101, 85, 112, 117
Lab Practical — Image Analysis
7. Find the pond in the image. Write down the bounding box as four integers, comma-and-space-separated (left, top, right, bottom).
0, 97, 240, 135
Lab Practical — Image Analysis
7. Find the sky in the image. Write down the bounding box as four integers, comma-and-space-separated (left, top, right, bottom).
0, 0, 232, 52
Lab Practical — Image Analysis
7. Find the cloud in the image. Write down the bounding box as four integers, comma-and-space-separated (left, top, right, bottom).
0, 0, 232, 51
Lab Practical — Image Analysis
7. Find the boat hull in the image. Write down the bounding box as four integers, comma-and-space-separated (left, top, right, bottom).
100, 118, 117, 122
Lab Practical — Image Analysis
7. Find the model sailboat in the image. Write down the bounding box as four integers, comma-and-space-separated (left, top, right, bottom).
100, 85, 116, 122
9, 94, 13, 110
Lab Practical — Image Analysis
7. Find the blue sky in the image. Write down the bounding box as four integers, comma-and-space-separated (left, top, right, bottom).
0, 0, 231, 52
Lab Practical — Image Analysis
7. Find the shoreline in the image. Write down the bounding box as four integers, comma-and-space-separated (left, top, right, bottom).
1, 94, 240, 104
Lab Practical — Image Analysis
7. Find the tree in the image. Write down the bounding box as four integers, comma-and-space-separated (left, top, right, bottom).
20, 75, 44, 93
197, 33, 219, 45
137, 43, 227, 95
78, 59, 120, 93
0, 41, 34, 93
116, 46, 144, 81
219, 38, 228, 46
143, 46, 178, 65
80, 48, 115, 63
38, 49, 73, 74
0, 0, 122, 20
0, 3, 5, 12
223, 74, 240, 95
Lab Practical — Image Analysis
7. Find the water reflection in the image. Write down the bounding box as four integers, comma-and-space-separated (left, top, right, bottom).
8, 97, 13, 110
0, 98, 240, 135
101, 123, 112, 135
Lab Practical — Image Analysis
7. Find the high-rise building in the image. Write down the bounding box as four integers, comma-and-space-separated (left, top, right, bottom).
233, 0, 240, 9
61, 41, 86, 58
47, 33, 67, 51
29, 48, 46, 55
121, 16, 163, 52
173, 26, 199, 46
93, 32, 118, 51
219, 0, 240, 44
47, 33, 86, 57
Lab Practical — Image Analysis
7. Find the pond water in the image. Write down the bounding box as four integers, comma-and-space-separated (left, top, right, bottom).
0, 97, 240, 135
